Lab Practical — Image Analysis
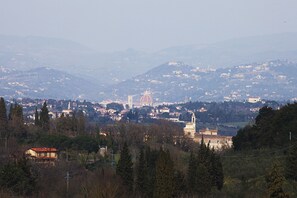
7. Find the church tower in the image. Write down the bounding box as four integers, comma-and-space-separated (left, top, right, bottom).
184, 111, 196, 138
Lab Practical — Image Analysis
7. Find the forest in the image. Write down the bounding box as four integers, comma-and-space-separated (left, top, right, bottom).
0, 97, 297, 197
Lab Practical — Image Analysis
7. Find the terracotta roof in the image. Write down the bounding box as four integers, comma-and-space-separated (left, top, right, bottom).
30, 147, 58, 152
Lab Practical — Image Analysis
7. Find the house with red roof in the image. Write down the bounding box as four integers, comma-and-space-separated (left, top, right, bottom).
25, 147, 58, 165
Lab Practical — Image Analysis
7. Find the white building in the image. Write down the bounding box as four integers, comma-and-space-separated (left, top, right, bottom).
184, 112, 196, 139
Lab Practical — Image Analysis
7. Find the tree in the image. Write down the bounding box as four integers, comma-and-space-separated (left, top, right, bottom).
0, 158, 37, 196
144, 146, 158, 197
0, 97, 8, 145
172, 170, 186, 198
266, 163, 289, 198
40, 102, 50, 131
34, 107, 40, 127
116, 142, 133, 192
285, 143, 297, 181
210, 149, 224, 190
76, 110, 85, 135
187, 151, 197, 194
154, 149, 174, 198
136, 147, 146, 195
195, 164, 212, 196
9, 103, 25, 138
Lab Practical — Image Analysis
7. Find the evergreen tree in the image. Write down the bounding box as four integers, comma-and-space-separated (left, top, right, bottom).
210, 149, 224, 190
34, 107, 40, 127
154, 149, 174, 198
8, 103, 13, 121
285, 143, 297, 181
0, 158, 37, 196
9, 103, 25, 138
40, 102, 49, 131
187, 151, 197, 194
195, 164, 212, 196
0, 97, 8, 139
116, 142, 133, 192
76, 110, 85, 135
144, 146, 158, 198
136, 147, 146, 195
266, 163, 289, 198
172, 170, 186, 198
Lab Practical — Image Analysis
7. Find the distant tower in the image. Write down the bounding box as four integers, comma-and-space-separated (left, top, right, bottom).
68, 102, 71, 110
140, 91, 153, 106
128, 95, 133, 109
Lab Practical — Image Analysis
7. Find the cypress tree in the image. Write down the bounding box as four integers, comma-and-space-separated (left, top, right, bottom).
187, 151, 197, 194
285, 143, 297, 181
195, 164, 212, 196
154, 149, 174, 198
144, 146, 157, 198
40, 102, 49, 131
116, 142, 133, 192
9, 103, 25, 138
136, 147, 146, 195
34, 107, 40, 127
172, 170, 186, 198
0, 97, 8, 138
0, 98, 9, 149
210, 149, 224, 190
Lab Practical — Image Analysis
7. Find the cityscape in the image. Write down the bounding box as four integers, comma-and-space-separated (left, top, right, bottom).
1, 1, 297, 197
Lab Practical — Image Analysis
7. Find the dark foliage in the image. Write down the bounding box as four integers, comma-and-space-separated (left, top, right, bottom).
285, 143, 297, 181
116, 142, 134, 192
233, 103, 297, 150
0, 158, 37, 196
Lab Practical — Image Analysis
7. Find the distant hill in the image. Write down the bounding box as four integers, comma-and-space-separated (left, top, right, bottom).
0, 66, 100, 100
1, 33, 297, 84
104, 60, 297, 102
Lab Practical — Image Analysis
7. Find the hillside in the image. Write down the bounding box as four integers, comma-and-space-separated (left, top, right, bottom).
1, 33, 297, 84
0, 66, 100, 100
104, 60, 297, 102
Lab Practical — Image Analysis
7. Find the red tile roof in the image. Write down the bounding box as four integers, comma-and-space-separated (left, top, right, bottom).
30, 147, 58, 152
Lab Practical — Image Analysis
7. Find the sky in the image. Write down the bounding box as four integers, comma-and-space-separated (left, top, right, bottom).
1, 0, 297, 52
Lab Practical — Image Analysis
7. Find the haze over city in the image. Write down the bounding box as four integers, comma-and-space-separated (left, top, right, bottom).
1, 0, 297, 52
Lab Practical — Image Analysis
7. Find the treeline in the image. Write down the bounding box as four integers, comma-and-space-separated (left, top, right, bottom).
115, 140, 224, 198
233, 103, 297, 150
230, 102, 297, 197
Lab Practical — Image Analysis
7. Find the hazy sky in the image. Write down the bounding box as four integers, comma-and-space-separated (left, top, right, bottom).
1, 0, 297, 52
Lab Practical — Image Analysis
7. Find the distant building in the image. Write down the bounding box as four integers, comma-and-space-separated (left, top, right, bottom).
184, 112, 196, 139
128, 95, 133, 109
140, 91, 153, 106
183, 114, 233, 150
194, 128, 232, 150
62, 102, 73, 117
248, 97, 261, 103
25, 147, 58, 165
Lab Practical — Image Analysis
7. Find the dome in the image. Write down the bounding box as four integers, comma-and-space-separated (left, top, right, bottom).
140, 91, 153, 106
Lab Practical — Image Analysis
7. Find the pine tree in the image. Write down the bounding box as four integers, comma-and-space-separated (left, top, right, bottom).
154, 149, 174, 198
40, 102, 49, 131
266, 163, 289, 198
285, 143, 297, 181
116, 142, 134, 192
